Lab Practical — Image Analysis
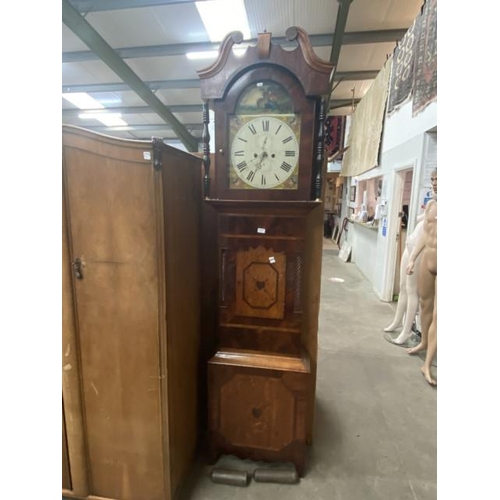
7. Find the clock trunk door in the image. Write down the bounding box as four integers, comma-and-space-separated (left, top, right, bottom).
216, 210, 308, 356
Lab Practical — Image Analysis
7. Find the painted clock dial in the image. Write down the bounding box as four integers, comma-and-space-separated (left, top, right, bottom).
229, 115, 300, 190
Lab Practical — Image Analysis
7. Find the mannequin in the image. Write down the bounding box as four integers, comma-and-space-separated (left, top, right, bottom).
407, 169, 437, 386
384, 215, 425, 345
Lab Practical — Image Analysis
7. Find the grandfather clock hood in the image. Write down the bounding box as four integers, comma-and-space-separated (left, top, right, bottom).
197, 26, 334, 201
198, 27, 334, 99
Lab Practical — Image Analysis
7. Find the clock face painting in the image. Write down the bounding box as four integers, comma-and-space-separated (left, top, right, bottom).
229, 114, 301, 190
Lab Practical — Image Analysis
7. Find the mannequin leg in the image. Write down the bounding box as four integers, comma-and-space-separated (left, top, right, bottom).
408, 253, 435, 354
414, 307, 422, 333
421, 277, 437, 385
393, 266, 419, 344
384, 249, 409, 332
384, 288, 407, 332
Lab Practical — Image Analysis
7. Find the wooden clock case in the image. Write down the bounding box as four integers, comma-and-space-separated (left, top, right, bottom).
198, 28, 333, 476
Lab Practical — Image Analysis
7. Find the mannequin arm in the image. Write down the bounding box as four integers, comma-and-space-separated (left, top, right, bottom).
416, 213, 425, 222
406, 233, 426, 275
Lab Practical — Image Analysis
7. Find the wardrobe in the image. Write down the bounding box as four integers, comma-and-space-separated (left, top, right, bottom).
62, 125, 202, 500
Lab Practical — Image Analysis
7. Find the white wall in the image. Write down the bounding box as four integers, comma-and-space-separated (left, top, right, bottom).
382, 101, 437, 153
346, 99, 437, 301
349, 222, 379, 282
372, 134, 426, 300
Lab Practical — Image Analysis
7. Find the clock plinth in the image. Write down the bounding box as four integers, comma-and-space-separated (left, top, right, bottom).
199, 28, 333, 475
207, 349, 310, 477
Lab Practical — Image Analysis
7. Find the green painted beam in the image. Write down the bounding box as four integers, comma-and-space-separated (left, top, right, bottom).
63, 105, 203, 117
62, 0, 199, 152
69, 0, 199, 11
329, 0, 354, 92
61, 71, 378, 95
62, 30, 406, 63
329, 98, 360, 110
62, 98, 365, 117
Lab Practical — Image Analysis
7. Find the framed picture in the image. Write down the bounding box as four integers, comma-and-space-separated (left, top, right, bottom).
349, 186, 356, 202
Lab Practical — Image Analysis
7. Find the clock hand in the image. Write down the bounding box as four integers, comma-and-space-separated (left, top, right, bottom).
246, 150, 264, 167
255, 151, 268, 170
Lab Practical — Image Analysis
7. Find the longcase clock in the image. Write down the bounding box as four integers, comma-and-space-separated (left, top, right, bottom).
198, 27, 333, 476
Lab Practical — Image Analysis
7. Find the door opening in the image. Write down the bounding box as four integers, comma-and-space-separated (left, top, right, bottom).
391, 168, 414, 301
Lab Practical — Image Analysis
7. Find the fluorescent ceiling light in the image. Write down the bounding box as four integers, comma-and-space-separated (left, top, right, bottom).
78, 113, 127, 127
186, 46, 247, 60
62, 92, 104, 110
195, 0, 251, 42
63, 92, 128, 127
232, 47, 247, 57
186, 50, 219, 60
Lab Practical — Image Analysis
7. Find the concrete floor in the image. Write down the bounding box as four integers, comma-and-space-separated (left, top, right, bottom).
180, 239, 437, 500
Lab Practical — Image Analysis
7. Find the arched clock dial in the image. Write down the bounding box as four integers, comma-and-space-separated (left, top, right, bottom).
230, 115, 300, 189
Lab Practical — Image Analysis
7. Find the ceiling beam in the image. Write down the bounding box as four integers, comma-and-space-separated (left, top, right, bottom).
63, 79, 201, 93
63, 98, 365, 117
343, 29, 405, 45
336, 70, 378, 80
63, 30, 405, 63
329, 99, 360, 110
68, 0, 201, 12
63, 41, 221, 63
62, 71, 377, 94
62, 0, 199, 152
77, 123, 204, 133
63, 105, 203, 117
329, 0, 354, 91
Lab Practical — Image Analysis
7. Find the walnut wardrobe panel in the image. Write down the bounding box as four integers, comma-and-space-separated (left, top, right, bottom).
62, 125, 202, 500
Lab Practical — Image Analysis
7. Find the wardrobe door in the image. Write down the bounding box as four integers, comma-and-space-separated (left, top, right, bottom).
62, 183, 89, 499
63, 134, 166, 500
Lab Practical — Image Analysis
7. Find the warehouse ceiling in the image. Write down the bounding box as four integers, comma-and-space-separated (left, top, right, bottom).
62, 0, 424, 151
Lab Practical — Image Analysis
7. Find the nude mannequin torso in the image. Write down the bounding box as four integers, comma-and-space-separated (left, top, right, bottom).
407, 170, 437, 385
